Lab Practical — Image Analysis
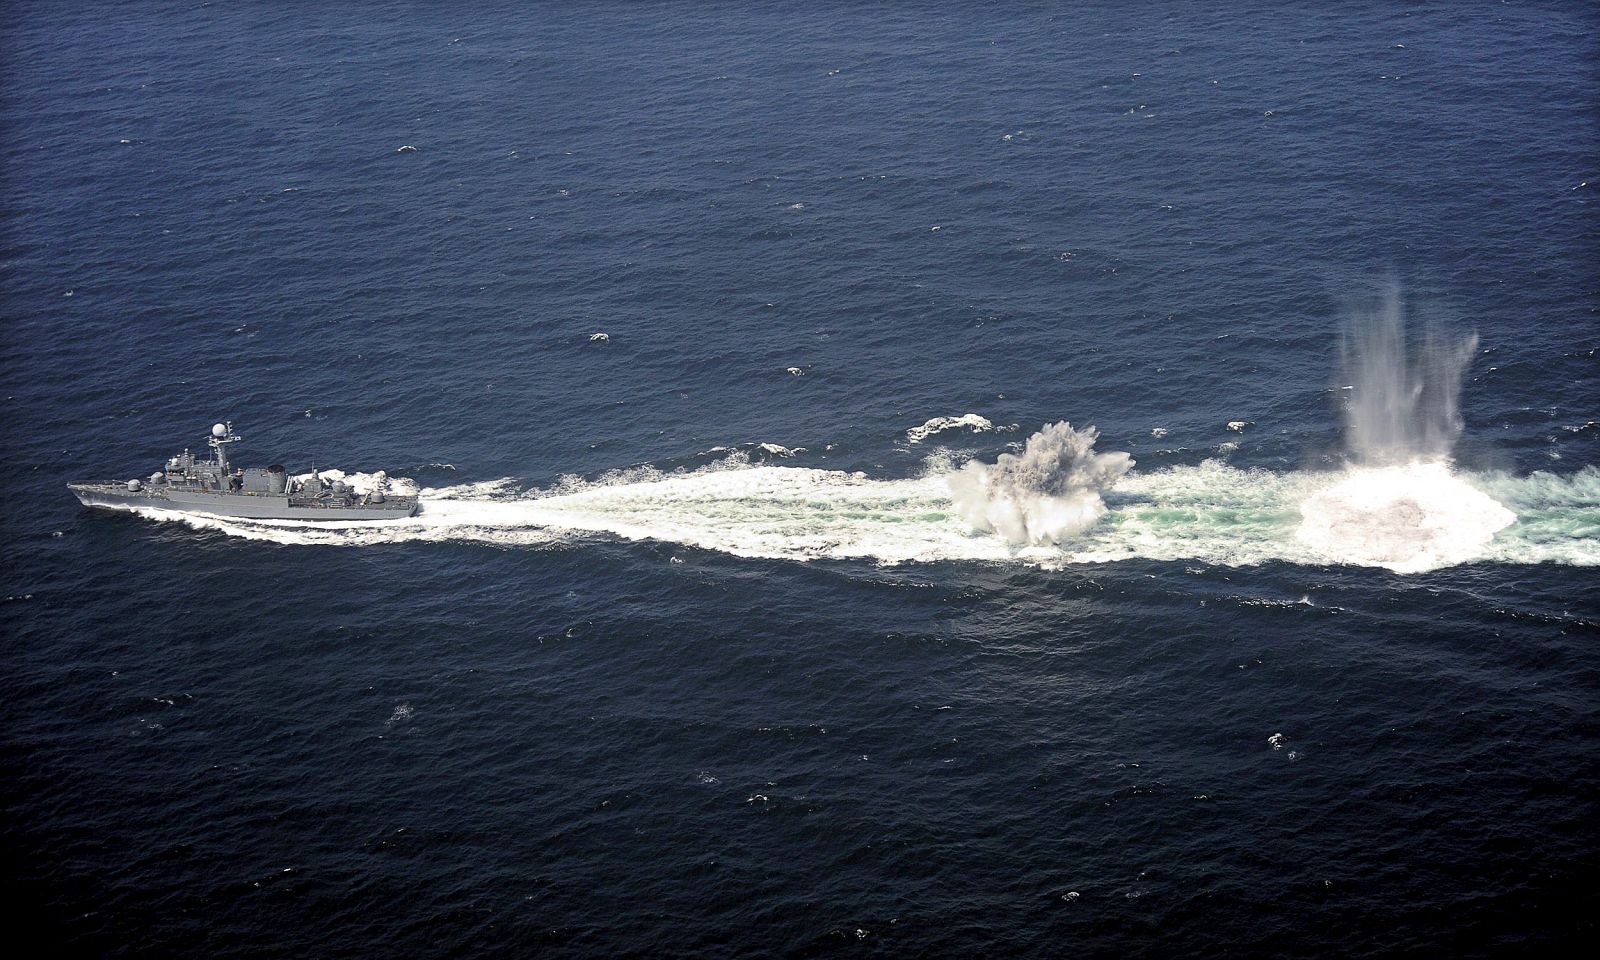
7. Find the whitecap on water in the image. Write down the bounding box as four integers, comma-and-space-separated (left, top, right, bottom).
906, 413, 1012, 443
756, 443, 804, 457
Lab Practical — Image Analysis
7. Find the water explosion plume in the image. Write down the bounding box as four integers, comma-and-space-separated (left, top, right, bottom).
948, 421, 1133, 545
1340, 285, 1478, 465
1299, 286, 1515, 571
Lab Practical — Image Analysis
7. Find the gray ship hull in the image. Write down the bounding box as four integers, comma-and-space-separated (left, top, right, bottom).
68, 484, 419, 521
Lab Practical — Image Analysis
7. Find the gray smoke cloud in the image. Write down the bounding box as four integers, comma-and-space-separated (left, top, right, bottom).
948, 421, 1134, 545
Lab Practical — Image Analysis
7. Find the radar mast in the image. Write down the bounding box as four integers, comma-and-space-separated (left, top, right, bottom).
208, 421, 241, 476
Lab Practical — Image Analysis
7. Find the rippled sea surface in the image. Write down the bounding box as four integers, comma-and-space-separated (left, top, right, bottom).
3, 3, 1597, 956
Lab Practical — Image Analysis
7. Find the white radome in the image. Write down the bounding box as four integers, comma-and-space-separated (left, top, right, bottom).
212, 423, 228, 438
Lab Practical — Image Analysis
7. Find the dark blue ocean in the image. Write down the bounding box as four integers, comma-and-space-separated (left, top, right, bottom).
3, 2, 1598, 956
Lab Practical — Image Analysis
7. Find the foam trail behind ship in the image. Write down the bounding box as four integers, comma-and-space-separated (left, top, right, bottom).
120, 455, 1599, 572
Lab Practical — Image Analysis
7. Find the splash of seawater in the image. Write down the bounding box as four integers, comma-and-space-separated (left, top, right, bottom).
946, 422, 1132, 545
1297, 287, 1514, 571
1341, 286, 1478, 465
1297, 462, 1517, 574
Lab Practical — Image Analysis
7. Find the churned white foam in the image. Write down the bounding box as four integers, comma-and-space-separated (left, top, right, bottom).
946, 422, 1133, 545
1296, 461, 1516, 573
906, 414, 1012, 443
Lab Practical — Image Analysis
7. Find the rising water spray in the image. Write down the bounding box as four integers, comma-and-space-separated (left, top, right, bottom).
1340, 285, 1479, 465
947, 421, 1133, 545
1297, 287, 1516, 572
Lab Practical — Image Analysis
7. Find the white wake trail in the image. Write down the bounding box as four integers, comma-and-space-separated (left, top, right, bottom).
115, 456, 1599, 573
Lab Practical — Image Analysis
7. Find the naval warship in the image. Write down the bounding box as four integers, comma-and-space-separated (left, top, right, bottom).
68, 422, 419, 521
